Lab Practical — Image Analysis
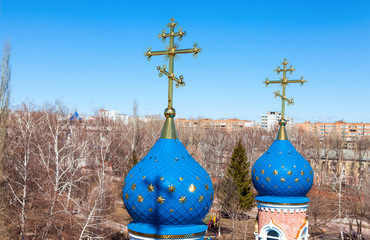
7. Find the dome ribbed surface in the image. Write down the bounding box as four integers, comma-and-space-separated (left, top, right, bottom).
252, 140, 313, 203
122, 138, 214, 235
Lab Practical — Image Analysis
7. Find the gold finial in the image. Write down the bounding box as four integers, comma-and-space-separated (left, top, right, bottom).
144, 18, 201, 139
264, 58, 306, 140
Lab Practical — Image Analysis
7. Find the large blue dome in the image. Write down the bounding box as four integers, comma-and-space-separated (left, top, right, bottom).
123, 138, 214, 235
252, 139, 313, 204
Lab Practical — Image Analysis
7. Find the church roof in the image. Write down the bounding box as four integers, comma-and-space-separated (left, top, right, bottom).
252, 139, 313, 204
70, 111, 82, 120
123, 138, 214, 235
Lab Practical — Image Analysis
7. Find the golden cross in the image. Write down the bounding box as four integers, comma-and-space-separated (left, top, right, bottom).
144, 17, 201, 109
263, 58, 306, 120
144, 17, 201, 139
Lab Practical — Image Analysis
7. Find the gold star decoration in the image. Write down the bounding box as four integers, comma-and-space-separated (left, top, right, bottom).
179, 177, 183, 181
142, 176, 146, 179
160, 177, 164, 181
125, 193, 129, 200
133, 206, 135, 209
147, 184, 155, 192
205, 206, 208, 210
137, 195, 144, 203
253, 169, 255, 173
261, 169, 265, 174
301, 170, 304, 176
310, 170, 313, 175
149, 208, 153, 212
188, 184, 196, 193
281, 177, 286, 183
273, 170, 278, 175
123, 181, 126, 188
306, 178, 310, 182
205, 184, 209, 190
196, 176, 199, 180
179, 196, 187, 204
294, 165, 296, 168
282, 165, 285, 168
288, 186, 291, 188
198, 195, 204, 202
288, 170, 292, 175
268, 164, 271, 167
295, 178, 299, 183
170, 209, 174, 213
266, 177, 270, 182
256, 176, 259, 181
130, 174, 133, 178
274, 186, 277, 188
168, 184, 176, 193
157, 196, 165, 204
190, 207, 193, 211
131, 183, 136, 190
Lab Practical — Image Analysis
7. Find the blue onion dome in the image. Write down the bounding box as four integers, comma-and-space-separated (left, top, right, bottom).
252, 123, 313, 204
122, 137, 214, 235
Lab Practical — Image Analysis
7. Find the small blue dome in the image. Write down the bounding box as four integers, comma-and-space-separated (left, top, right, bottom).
252, 140, 313, 204
123, 138, 214, 235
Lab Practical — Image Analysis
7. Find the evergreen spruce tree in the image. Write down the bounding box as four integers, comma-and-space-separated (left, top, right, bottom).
221, 139, 253, 210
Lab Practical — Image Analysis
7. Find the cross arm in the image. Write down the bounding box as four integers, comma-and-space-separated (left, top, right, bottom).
286, 77, 307, 85
263, 77, 306, 86
158, 28, 187, 41
157, 65, 185, 88
263, 78, 282, 86
174, 43, 202, 58
274, 91, 294, 105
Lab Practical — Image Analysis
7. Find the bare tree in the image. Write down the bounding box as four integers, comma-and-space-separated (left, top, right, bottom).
0, 42, 11, 238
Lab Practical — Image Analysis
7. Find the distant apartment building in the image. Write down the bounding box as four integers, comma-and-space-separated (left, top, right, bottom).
260, 111, 294, 130
175, 118, 258, 132
296, 121, 370, 138
98, 109, 129, 123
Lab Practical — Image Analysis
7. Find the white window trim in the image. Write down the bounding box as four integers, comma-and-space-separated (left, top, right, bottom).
297, 223, 310, 240
259, 221, 287, 240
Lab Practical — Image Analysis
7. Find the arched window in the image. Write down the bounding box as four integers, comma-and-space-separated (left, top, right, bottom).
266, 230, 280, 240
259, 220, 286, 240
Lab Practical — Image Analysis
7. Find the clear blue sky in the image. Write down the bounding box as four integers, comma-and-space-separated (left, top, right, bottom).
0, 0, 369, 123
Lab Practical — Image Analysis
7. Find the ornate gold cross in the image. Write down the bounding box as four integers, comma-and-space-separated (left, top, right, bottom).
144, 17, 201, 139
144, 17, 201, 109
263, 58, 306, 121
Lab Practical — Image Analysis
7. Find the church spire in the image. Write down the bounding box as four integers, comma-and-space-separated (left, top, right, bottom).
144, 17, 202, 139
263, 58, 306, 140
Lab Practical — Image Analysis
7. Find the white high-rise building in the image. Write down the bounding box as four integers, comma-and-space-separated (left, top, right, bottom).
260, 111, 294, 130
